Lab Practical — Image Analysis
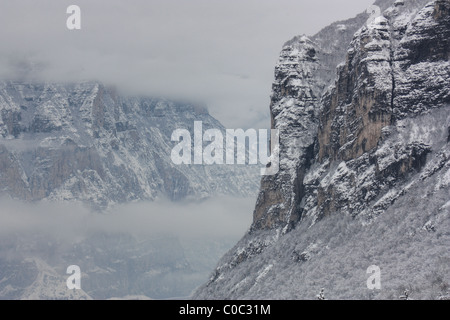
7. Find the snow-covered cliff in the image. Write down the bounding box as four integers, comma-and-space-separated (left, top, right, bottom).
194, 0, 450, 300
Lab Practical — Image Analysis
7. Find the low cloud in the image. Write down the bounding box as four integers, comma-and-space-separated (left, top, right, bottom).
0, 196, 255, 241
0, 0, 375, 129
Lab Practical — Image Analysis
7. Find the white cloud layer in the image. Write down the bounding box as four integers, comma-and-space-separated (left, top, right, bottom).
0, 196, 255, 240
0, 0, 374, 129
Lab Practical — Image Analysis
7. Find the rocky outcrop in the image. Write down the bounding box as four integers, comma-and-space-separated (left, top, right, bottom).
318, 16, 394, 162
314, 0, 450, 219
252, 37, 322, 232
251, 0, 410, 232
251, 11, 372, 232
253, 0, 448, 229
393, 0, 450, 118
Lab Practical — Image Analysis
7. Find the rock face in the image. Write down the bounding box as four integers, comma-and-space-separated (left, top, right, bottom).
194, 0, 450, 300
252, 0, 396, 232
0, 81, 259, 209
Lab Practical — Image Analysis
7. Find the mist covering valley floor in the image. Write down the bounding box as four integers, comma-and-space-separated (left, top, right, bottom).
0, 197, 256, 299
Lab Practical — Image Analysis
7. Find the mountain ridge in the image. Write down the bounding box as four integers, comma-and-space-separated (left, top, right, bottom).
0, 80, 259, 209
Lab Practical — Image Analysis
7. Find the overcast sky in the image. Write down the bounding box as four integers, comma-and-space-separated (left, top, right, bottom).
0, 0, 374, 129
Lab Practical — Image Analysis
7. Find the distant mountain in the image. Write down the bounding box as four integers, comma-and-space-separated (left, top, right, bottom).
194, 0, 450, 300
0, 81, 258, 209
0, 81, 259, 299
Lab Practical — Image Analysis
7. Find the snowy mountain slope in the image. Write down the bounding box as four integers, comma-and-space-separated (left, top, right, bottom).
0, 81, 259, 209
196, 163, 449, 299
194, 0, 450, 299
